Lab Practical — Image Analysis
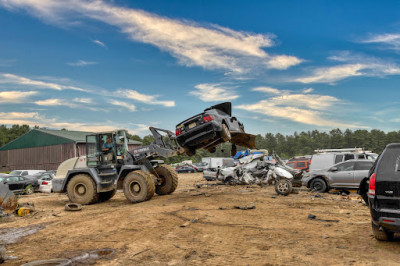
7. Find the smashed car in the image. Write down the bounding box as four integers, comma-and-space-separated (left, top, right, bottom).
175, 102, 256, 156
217, 153, 303, 195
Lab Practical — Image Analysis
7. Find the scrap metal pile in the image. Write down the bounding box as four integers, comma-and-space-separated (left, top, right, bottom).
217, 153, 304, 195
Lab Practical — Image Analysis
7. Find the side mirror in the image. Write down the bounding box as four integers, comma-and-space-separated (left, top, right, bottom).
330, 167, 338, 172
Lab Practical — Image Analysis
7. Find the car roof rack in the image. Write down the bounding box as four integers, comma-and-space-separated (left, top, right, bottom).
314, 148, 372, 154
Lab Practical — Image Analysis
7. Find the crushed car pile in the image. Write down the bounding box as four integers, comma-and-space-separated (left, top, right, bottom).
217, 153, 304, 195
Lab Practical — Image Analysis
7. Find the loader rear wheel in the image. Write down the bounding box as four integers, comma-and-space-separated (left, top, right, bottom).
98, 189, 116, 202
155, 165, 178, 195
123, 171, 155, 203
67, 174, 98, 205
221, 123, 231, 142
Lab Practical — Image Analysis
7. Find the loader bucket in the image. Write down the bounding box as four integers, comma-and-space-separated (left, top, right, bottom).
231, 132, 256, 149
0, 184, 18, 213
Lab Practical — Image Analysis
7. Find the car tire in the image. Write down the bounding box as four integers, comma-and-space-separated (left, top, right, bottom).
371, 222, 394, 241
185, 147, 196, 156
155, 165, 178, 195
25, 186, 34, 195
67, 174, 99, 205
310, 178, 328, 193
275, 179, 293, 196
123, 170, 155, 203
221, 123, 231, 142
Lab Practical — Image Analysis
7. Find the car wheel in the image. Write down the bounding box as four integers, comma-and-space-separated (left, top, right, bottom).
25, 186, 34, 195
310, 178, 327, 193
221, 123, 231, 142
371, 222, 394, 241
275, 179, 293, 196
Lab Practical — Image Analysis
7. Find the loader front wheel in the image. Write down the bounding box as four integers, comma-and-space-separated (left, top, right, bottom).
67, 174, 99, 205
123, 171, 155, 203
155, 165, 178, 195
98, 189, 116, 202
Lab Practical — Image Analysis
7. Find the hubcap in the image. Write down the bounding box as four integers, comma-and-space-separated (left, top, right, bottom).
130, 181, 141, 195
75, 184, 87, 196
278, 182, 288, 192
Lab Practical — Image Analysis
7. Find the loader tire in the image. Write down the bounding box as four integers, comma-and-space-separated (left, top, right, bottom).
98, 189, 116, 202
67, 174, 99, 205
123, 170, 155, 203
155, 165, 178, 195
221, 123, 231, 142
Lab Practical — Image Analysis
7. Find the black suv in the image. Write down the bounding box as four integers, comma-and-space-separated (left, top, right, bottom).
367, 143, 400, 241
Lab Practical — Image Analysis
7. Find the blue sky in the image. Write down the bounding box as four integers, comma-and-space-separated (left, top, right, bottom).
0, 0, 400, 136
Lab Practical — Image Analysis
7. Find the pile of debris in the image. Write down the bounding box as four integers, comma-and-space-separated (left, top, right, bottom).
217, 153, 304, 195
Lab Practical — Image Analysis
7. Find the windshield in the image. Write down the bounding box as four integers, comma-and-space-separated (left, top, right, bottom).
9, 170, 21, 175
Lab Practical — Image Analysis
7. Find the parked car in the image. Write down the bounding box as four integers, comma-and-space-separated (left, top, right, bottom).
175, 102, 256, 156
8, 170, 46, 177
175, 165, 197, 173
0, 175, 38, 194
302, 159, 374, 192
286, 157, 311, 172
363, 143, 400, 241
194, 162, 208, 172
37, 172, 55, 193
203, 169, 218, 181
309, 150, 377, 172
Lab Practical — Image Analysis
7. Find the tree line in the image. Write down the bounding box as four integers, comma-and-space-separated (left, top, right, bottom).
1, 125, 399, 162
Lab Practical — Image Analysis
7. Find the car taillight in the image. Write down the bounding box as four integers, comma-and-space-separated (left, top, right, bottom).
176, 128, 181, 136
369, 173, 376, 196
42, 181, 48, 185
203, 115, 214, 122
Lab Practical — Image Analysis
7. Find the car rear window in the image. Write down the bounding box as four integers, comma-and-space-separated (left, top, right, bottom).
355, 161, 373, 171
377, 146, 400, 181
286, 163, 295, 168
297, 162, 306, 168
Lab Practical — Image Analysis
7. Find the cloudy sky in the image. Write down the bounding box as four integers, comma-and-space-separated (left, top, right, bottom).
0, 0, 399, 136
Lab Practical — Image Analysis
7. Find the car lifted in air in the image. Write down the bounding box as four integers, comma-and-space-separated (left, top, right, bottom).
175, 102, 256, 156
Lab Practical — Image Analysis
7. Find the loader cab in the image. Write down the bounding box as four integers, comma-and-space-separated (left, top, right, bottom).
86, 130, 129, 168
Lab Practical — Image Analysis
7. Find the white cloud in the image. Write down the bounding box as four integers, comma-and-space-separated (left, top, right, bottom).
190, 83, 239, 102
0, 90, 38, 103
239, 87, 367, 128
295, 64, 364, 84
302, 88, 314, 93
73, 98, 92, 104
295, 52, 400, 84
67, 60, 97, 66
0, 0, 302, 74
34, 99, 65, 106
117, 89, 175, 107
0, 73, 87, 91
251, 86, 285, 95
0, 111, 150, 135
109, 99, 136, 112
93, 39, 106, 48
361, 33, 400, 51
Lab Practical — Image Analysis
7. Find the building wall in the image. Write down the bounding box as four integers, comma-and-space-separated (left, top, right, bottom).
0, 143, 141, 172
0, 143, 76, 171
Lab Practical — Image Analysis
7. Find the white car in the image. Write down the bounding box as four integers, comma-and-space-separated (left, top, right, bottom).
38, 173, 55, 193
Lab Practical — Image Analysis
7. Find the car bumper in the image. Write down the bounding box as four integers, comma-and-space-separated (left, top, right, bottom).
39, 184, 52, 193
177, 121, 221, 148
369, 195, 400, 232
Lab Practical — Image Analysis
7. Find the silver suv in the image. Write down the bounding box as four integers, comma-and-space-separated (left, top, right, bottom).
302, 159, 374, 192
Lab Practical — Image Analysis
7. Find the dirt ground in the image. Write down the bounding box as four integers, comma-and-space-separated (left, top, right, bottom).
1, 173, 400, 265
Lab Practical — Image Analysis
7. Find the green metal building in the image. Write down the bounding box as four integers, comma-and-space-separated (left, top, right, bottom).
0, 129, 141, 171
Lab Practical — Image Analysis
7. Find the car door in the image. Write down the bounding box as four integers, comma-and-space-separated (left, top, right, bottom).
5, 176, 20, 192
354, 161, 374, 187
328, 161, 355, 188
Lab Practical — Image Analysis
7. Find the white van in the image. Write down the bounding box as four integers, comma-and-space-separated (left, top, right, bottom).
309, 149, 377, 172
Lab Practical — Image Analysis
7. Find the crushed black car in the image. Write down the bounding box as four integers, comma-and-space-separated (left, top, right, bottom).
175, 102, 256, 156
